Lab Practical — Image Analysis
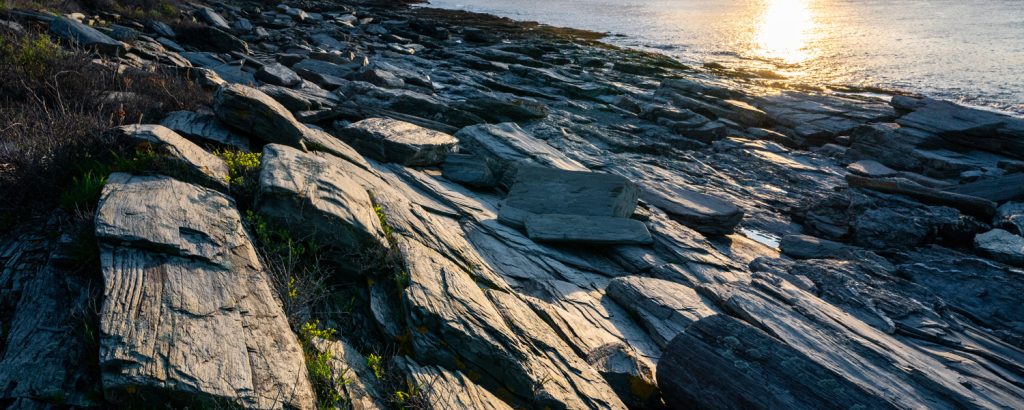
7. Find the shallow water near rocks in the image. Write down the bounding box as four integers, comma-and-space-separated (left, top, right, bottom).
425, 0, 1024, 115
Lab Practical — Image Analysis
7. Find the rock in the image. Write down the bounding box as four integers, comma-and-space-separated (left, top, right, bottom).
196, 7, 230, 30
606, 276, 717, 348
113, 124, 229, 190
657, 314, 894, 410
499, 166, 639, 228
108, 24, 139, 42
847, 174, 996, 218
640, 186, 743, 235
259, 83, 339, 112
309, 338, 388, 410
257, 144, 388, 255
160, 110, 251, 151
455, 123, 587, 183
779, 234, 854, 259
49, 16, 125, 54
441, 153, 496, 188
147, 20, 175, 38
996, 202, 1024, 234
458, 92, 549, 122
213, 84, 305, 146
847, 159, 898, 178
524, 214, 652, 245
293, 58, 359, 80
340, 118, 458, 166
394, 358, 513, 410
300, 127, 372, 170
231, 18, 253, 33
584, 343, 660, 408
944, 172, 1024, 203
189, 27, 249, 54
359, 67, 404, 88
974, 229, 1024, 267
94, 173, 314, 408
895, 97, 1024, 158
256, 62, 302, 87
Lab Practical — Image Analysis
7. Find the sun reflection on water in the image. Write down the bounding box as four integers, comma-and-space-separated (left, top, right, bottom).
755, 0, 815, 65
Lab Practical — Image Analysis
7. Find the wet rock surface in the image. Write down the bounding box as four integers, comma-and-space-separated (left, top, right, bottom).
3, 0, 1024, 408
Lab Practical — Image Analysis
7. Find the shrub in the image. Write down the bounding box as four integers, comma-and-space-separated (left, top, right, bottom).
0, 26, 210, 232
214, 149, 261, 203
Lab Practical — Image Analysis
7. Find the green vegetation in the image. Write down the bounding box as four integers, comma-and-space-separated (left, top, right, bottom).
60, 171, 108, 212
215, 149, 261, 187
366, 353, 384, 380
374, 204, 395, 240
0, 33, 61, 79
298, 320, 344, 410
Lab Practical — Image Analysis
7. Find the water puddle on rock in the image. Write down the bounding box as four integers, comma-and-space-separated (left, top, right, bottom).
739, 227, 781, 249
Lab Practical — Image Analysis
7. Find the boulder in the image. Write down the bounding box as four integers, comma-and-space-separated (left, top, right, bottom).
498, 166, 639, 228
196, 7, 231, 30
257, 144, 388, 254
657, 315, 895, 410
639, 186, 743, 235
94, 173, 314, 408
394, 358, 512, 410
895, 97, 1024, 158
113, 124, 228, 190
441, 153, 496, 188
779, 234, 853, 259
944, 172, 1024, 203
300, 127, 371, 170
213, 84, 305, 146
846, 159, 898, 178
524, 214, 652, 245
340, 118, 458, 166
160, 110, 251, 151
455, 123, 587, 179
606, 276, 717, 348
256, 62, 302, 87
457, 92, 549, 122
847, 174, 996, 219
996, 202, 1024, 234
49, 16, 125, 54
974, 229, 1024, 267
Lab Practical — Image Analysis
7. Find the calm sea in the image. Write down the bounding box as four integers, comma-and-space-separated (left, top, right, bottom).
424, 0, 1024, 115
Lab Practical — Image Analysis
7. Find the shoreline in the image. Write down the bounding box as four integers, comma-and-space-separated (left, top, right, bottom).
2, 0, 1024, 408
415, 1, 1024, 117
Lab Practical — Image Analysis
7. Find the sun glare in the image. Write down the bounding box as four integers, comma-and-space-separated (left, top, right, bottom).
755, 0, 815, 64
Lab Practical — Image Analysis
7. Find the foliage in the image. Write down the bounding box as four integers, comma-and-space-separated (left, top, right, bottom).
0, 33, 62, 79
215, 149, 261, 187
374, 204, 395, 240
298, 320, 344, 410
366, 353, 384, 380
59, 171, 108, 213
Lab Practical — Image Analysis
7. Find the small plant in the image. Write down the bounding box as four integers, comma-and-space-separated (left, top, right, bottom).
0, 32, 61, 79
298, 320, 343, 410
366, 353, 384, 380
374, 204, 394, 240
59, 171, 107, 212
215, 149, 261, 201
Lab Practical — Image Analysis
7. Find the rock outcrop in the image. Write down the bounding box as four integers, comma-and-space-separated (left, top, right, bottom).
339, 117, 458, 166
94, 173, 314, 408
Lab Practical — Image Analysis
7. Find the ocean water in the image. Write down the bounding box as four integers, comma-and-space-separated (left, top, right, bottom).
424, 0, 1024, 114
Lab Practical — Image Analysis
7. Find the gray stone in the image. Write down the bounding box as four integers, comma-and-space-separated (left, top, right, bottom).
975, 229, 1024, 267
257, 144, 387, 254
256, 62, 302, 87
780, 234, 853, 259
524, 214, 652, 245
442, 153, 496, 188
499, 166, 639, 228
259, 83, 339, 112
147, 20, 175, 38
640, 186, 743, 235
359, 67, 404, 88
341, 118, 458, 166
657, 315, 897, 410
944, 172, 1024, 203
996, 202, 1024, 234
606, 276, 717, 348
394, 358, 513, 410
896, 97, 1024, 158
94, 173, 314, 408
196, 7, 230, 30
847, 159, 898, 178
49, 16, 125, 54
113, 124, 228, 190
160, 110, 251, 151
455, 123, 587, 182
300, 127, 372, 170
213, 84, 305, 146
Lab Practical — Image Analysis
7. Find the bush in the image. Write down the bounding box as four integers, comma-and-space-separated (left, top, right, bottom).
0, 26, 210, 232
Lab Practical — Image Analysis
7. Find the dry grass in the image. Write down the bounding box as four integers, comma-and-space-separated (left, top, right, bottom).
0, 26, 210, 231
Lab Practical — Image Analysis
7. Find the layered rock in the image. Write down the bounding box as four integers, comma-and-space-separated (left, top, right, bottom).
339, 117, 458, 166
113, 124, 229, 190
498, 166, 639, 227
94, 173, 314, 408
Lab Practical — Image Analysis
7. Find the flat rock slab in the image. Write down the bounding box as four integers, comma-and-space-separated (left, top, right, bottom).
196, 7, 231, 30
499, 166, 640, 228
442, 153, 496, 187
657, 315, 895, 410
114, 124, 228, 190
341, 117, 458, 166
780, 234, 853, 259
213, 84, 305, 146
896, 97, 1024, 157
524, 214, 652, 245
606, 276, 717, 348
257, 144, 388, 253
455, 123, 588, 180
974, 229, 1024, 267
395, 358, 513, 410
847, 159, 898, 178
256, 62, 302, 87
945, 172, 1024, 203
49, 16, 124, 54
640, 185, 743, 235
94, 173, 314, 409
160, 110, 251, 151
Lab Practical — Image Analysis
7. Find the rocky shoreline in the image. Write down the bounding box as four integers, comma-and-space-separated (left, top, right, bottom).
2, 0, 1024, 408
